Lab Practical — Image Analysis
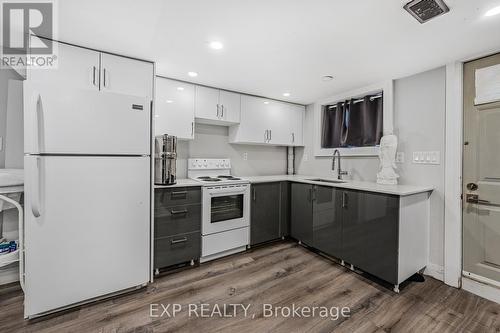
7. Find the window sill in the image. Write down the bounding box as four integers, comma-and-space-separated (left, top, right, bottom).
315, 146, 380, 157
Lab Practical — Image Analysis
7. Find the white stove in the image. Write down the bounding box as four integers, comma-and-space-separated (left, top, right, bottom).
187, 158, 249, 185
188, 159, 250, 262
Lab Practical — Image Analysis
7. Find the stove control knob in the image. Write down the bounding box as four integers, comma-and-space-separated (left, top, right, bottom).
215, 162, 220, 167
203, 161, 208, 167
225, 161, 230, 167
197, 161, 202, 167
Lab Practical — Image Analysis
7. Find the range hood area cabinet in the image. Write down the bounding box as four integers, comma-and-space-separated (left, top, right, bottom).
155, 77, 195, 140
228, 95, 305, 146
195, 86, 241, 125
290, 183, 429, 289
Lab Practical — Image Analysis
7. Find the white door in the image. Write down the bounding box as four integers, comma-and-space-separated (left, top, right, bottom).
24, 155, 150, 317
463, 53, 500, 285
27, 39, 100, 92
100, 53, 154, 100
290, 104, 305, 146
195, 86, 220, 121
24, 85, 151, 155
155, 77, 195, 139
219, 90, 241, 123
230, 95, 269, 144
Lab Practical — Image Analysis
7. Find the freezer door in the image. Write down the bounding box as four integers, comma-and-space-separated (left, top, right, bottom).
23, 155, 150, 317
24, 83, 151, 155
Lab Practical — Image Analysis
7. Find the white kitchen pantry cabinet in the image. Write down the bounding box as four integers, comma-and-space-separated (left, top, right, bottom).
228, 95, 304, 146
195, 86, 241, 125
155, 77, 195, 139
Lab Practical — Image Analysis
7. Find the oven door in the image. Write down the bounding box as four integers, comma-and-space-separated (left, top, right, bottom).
202, 184, 250, 235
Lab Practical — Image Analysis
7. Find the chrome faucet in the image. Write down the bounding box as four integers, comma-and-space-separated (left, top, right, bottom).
332, 149, 348, 180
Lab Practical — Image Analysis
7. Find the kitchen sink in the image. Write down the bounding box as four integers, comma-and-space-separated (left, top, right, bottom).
306, 178, 347, 184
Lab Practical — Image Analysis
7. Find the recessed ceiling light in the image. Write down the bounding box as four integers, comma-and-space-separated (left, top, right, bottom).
283, 92, 291, 97
209, 41, 224, 50
263, 101, 270, 104
322, 75, 334, 81
188, 71, 198, 77
177, 87, 184, 91
485, 5, 500, 17
166, 100, 173, 103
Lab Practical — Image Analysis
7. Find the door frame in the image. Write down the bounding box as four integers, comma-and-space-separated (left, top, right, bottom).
445, 50, 500, 297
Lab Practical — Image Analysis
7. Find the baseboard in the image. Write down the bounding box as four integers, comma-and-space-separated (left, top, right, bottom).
462, 276, 500, 304
0, 264, 19, 285
424, 263, 444, 281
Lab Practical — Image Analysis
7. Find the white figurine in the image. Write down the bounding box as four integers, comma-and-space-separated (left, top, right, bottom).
377, 134, 399, 185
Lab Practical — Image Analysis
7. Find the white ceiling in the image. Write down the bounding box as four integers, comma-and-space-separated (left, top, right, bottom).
58, 0, 500, 104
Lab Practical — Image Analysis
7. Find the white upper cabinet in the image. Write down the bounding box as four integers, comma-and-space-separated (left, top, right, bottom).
28, 40, 100, 91
155, 77, 195, 140
100, 53, 154, 100
229, 95, 304, 146
195, 86, 241, 125
219, 90, 241, 123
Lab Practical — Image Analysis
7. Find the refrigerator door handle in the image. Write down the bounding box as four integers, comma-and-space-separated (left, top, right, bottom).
35, 93, 44, 153
31, 157, 42, 218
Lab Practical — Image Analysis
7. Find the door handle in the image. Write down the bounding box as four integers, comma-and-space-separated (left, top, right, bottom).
31, 157, 42, 218
171, 237, 188, 244
216, 104, 220, 118
465, 194, 494, 205
342, 192, 348, 208
466, 183, 478, 191
170, 209, 188, 215
92, 66, 97, 86
103, 68, 107, 88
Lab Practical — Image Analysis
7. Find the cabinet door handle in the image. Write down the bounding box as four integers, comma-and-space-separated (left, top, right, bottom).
269, 130, 272, 141
308, 188, 313, 202
342, 192, 348, 208
92, 66, 97, 86
170, 209, 188, 215
221, 105, 224, 118
292, 132, 295, 143
191, 122, 194, 137
216, 104, 220, 118
103, 68, 107, 88
264, 130, 268, 143
171, 237, 188, 244
253, 187, 256, 201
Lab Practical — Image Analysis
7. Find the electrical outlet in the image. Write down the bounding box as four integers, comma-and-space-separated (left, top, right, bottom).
396, 152, 405, 163
412, 151, 440, 165
243, 152, 248, 161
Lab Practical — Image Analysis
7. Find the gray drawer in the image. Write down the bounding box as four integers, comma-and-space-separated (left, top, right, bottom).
155, 187, 201, 208
155, 204, 201, 238
154, 232, 201, 269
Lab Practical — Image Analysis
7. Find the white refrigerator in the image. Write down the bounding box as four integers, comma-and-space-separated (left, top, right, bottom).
22, 45, 152, 318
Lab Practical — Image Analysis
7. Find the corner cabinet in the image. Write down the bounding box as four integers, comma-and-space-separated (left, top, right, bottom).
195, 86, 241, 125
155, 77, 195, 140
229, 95, 305, 146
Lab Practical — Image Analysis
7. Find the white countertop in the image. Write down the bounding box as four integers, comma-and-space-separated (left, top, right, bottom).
154, 178, 202, 189
243, 175, 434, 196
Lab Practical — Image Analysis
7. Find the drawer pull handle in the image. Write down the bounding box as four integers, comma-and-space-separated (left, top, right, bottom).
171, 191, 187, 198
171, 237, 188, 244
171, 209, 188, 215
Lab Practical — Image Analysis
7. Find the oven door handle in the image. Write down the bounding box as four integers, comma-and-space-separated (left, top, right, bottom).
209, 188, 248, 196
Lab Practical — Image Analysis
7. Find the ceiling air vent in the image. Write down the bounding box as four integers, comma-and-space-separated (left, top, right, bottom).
404, 0, 450, 24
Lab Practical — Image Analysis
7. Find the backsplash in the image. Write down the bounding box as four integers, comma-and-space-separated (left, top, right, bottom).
175, 123, 287, 178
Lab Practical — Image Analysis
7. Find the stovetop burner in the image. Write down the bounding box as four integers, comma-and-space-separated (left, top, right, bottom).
218, 175, 241, 180
197, 176, 222, 182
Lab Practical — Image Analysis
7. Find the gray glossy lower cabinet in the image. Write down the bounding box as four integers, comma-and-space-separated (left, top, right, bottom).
341, 189, 399, 284
312, 186, 342, 259
154, 187, 202, 271
251, 182, 289, 245
290, 183, 313, 246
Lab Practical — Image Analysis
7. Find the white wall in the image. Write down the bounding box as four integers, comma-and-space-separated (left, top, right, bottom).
296, 66, 446, 271
176, 123, 287, 178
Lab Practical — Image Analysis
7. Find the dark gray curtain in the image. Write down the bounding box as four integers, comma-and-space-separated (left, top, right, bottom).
322, 94, 383, 148
321, 102, 348, 148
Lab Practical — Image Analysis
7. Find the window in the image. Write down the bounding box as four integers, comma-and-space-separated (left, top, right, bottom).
321, 93, 383, 149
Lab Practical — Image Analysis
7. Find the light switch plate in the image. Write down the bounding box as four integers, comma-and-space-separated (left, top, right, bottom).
412, 151, 440, 165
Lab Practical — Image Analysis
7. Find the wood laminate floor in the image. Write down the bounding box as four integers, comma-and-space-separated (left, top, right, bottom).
1, 242, 499, 333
